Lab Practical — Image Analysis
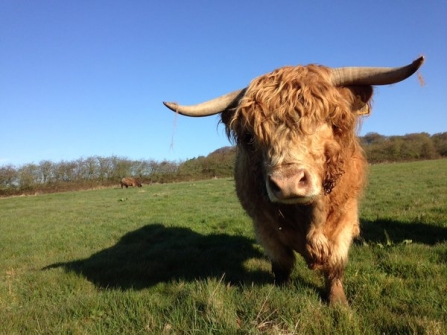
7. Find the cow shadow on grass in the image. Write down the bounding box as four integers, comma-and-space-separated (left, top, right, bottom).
45, 218, 446, 293
44, 223, 279, 290
358, 218, 447, 245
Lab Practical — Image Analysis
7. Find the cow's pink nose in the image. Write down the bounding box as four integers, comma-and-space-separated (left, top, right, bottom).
268, 169, 312, 201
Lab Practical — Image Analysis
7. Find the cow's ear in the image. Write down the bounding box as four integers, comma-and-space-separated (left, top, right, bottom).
344, 85, 374, 116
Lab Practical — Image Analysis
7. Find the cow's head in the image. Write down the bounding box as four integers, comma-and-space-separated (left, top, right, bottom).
164, 57, 424, 204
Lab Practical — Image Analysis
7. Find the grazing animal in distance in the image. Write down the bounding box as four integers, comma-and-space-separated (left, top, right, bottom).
120, 177, 142, 188
163, 57, 424, 305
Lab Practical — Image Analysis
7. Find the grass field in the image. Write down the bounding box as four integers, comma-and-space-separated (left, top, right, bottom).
1, 159, 446, 334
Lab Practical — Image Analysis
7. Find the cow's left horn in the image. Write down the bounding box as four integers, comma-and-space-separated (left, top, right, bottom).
163, 88, 247, 117
331, 56, 424, 86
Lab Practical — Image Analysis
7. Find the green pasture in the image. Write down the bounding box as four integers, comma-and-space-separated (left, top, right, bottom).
1, 159, 446, 334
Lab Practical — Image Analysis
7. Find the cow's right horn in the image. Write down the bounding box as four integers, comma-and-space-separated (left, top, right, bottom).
331, 56, 425, 86
163, 88, 247, 117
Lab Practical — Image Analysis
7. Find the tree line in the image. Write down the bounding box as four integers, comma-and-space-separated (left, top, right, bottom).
361, 132, 447, 163
0, 146, 235, 196
1, 132, 446, 196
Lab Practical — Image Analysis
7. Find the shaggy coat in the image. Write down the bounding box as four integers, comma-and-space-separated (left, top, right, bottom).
221, 65, 372, 304
120, 177, 143, 188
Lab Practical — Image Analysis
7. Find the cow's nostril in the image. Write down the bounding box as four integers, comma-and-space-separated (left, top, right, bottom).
298, 171, 308, 187
269, 177, 281, 194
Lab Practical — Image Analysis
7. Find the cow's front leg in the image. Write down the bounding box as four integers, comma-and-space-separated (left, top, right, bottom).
306, 198, 331, 267
270, 246, 295, 285
324, 269, 348, 305
254, 218, 295, 285
323, 200, 359, 305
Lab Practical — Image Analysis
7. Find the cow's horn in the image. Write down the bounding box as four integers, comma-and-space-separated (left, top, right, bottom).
331, 56, 424, 86
163, 88, 247, 117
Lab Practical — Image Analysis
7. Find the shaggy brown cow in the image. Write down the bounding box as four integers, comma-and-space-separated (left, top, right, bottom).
163, 57, 424, 304
120, 177, 142, 188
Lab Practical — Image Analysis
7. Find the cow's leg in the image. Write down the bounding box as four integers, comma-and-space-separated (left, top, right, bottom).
271, 247, 295, 285
254, 219, 295, 284
324, 267, 347, 305
323, 200, 359, 305
306, 197, 330, 267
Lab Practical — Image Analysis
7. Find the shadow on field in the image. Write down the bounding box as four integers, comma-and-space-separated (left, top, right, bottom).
45, 218, 444, 293
43, 224, 278, 290
359, 219, 447, 245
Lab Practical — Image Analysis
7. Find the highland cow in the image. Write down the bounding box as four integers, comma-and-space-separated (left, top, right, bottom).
163, 57, 424, 304
120, 177, 142, 188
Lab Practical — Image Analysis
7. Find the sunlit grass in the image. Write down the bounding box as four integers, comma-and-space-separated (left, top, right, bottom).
1, 160, 446, 334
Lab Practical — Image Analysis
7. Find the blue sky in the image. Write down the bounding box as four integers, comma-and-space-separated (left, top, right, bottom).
1, 1, 446, 167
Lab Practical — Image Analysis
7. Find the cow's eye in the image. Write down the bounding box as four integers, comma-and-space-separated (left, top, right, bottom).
241, 132, 255, 145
